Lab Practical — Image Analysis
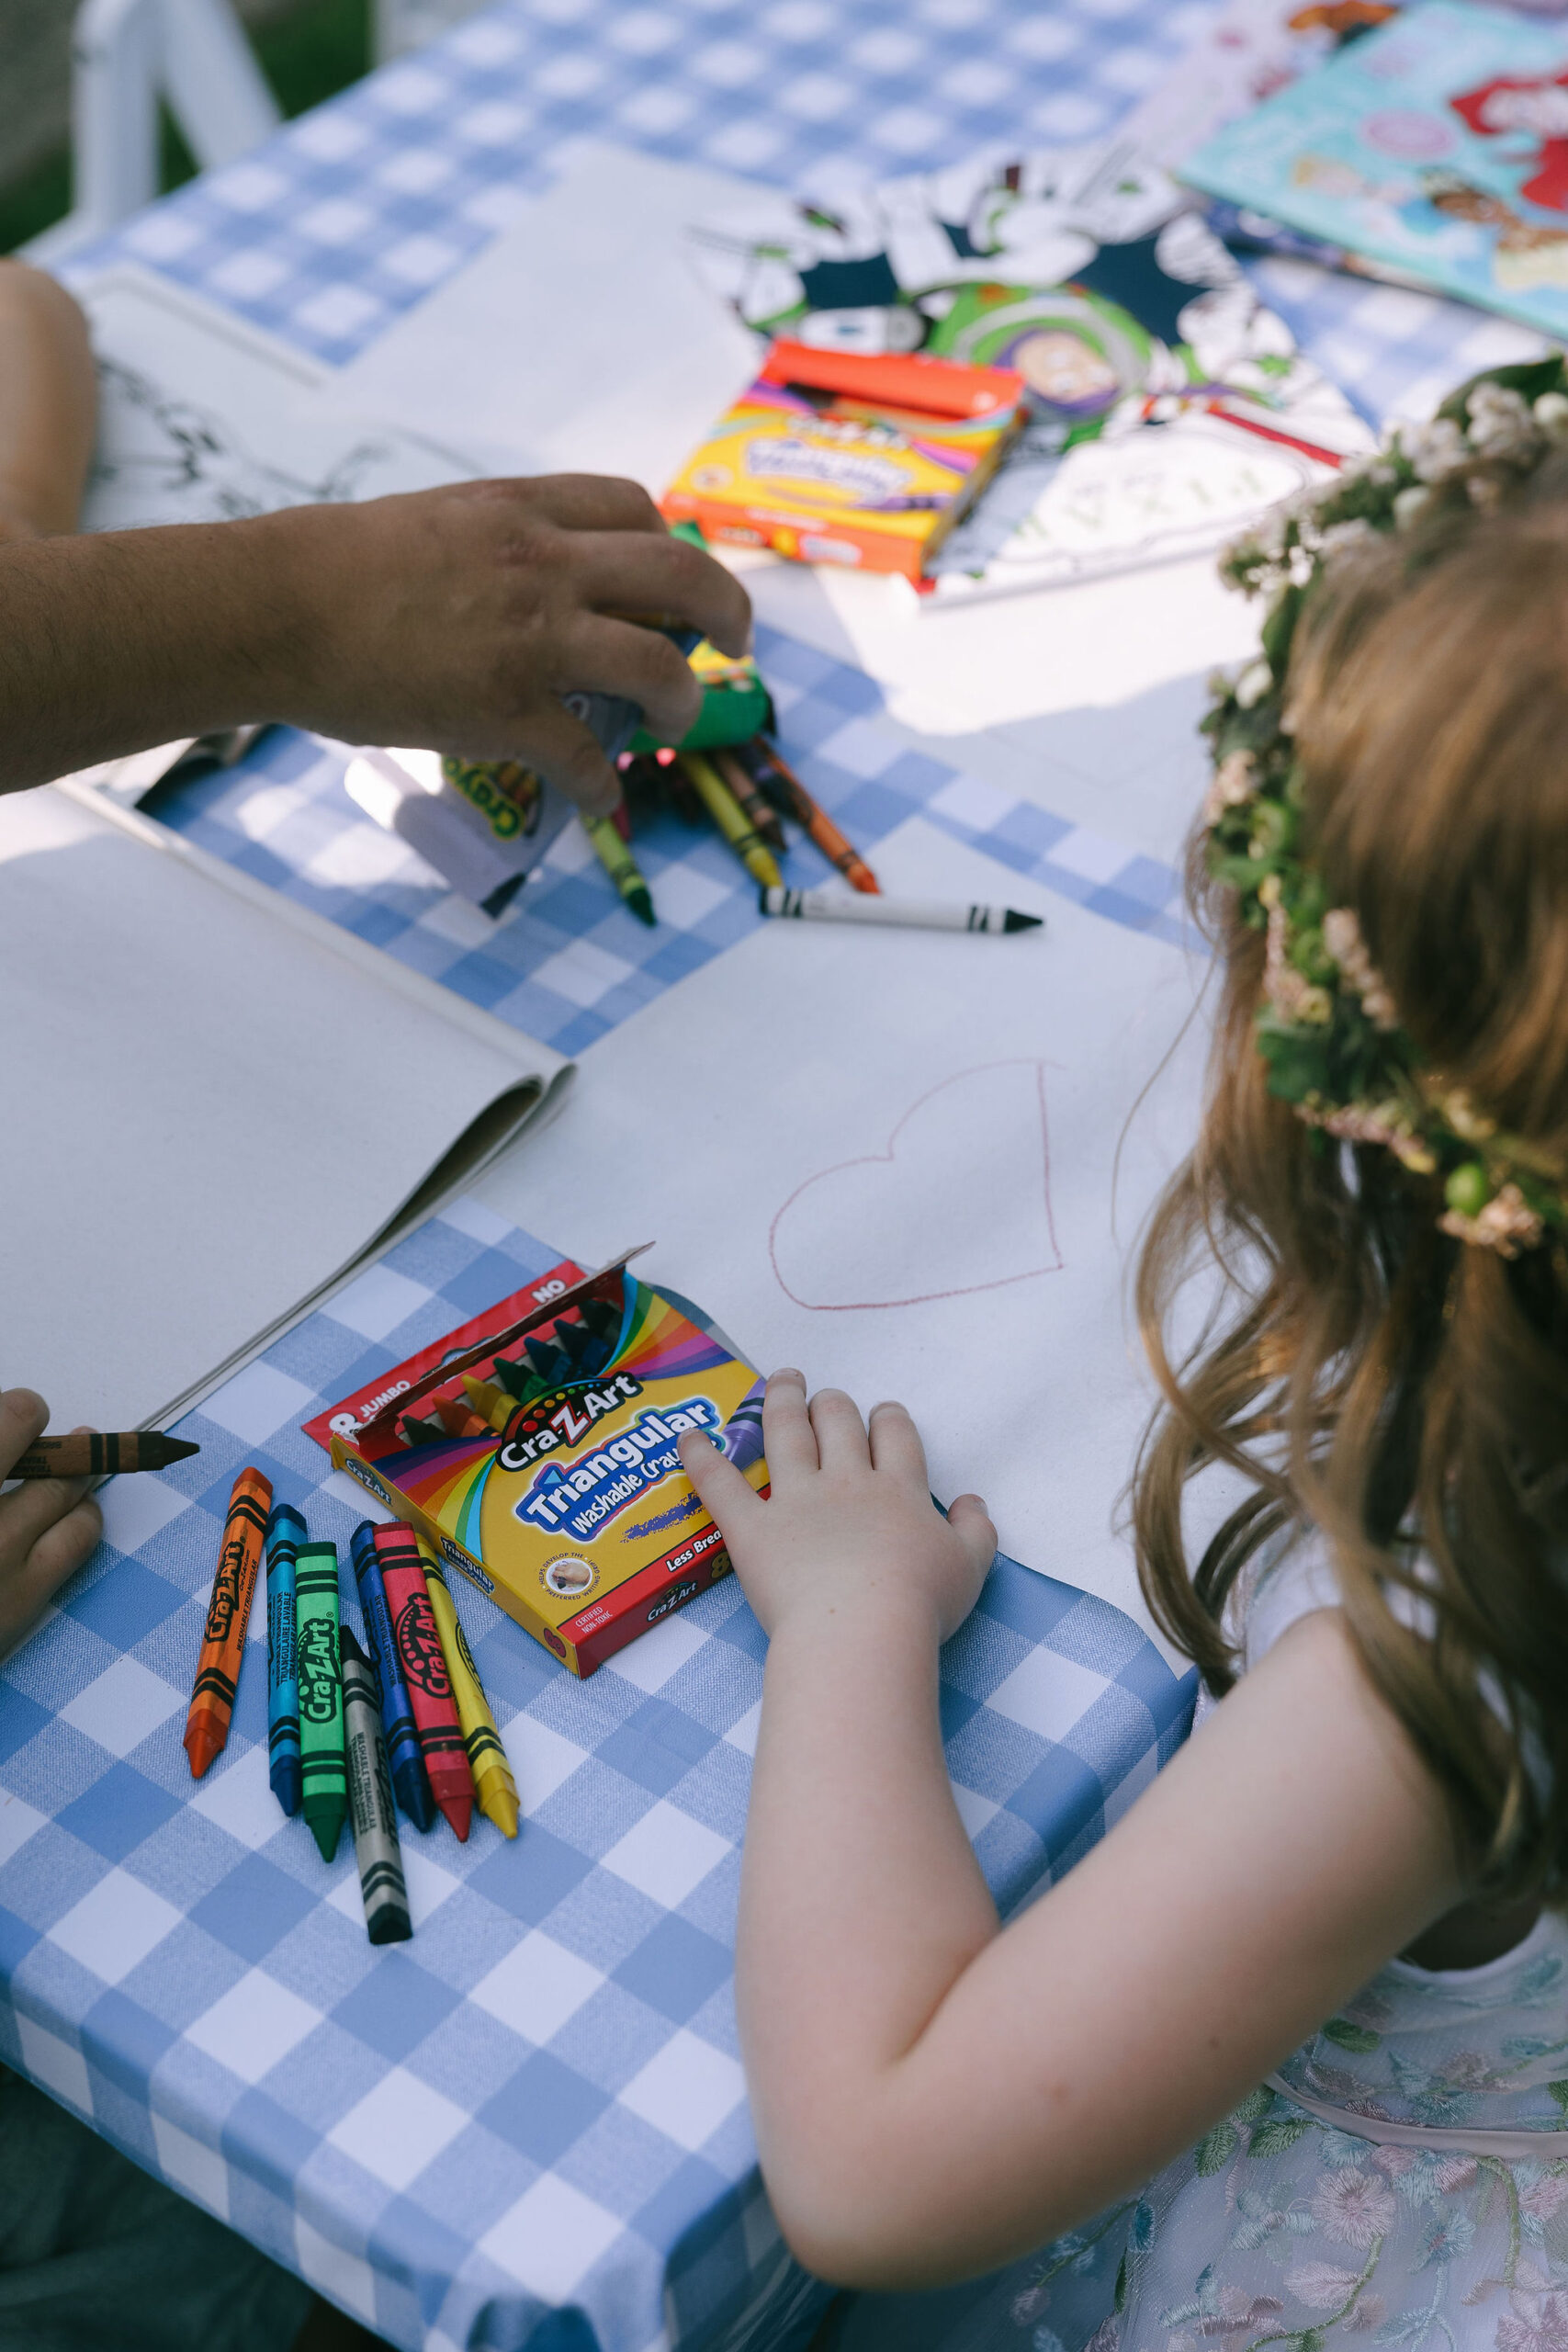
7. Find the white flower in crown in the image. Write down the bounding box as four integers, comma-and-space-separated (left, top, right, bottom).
1201, 749, 1257, 829
1264, 904, 1331, 1025
1400, 417, 1470, 485
1323, 907, 1401, 1030
1438, 1182, 1545, 1260
1466, 382, 1538, 464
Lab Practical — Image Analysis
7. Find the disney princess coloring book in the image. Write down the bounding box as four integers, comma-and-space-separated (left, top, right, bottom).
1184, 0, 1568, 334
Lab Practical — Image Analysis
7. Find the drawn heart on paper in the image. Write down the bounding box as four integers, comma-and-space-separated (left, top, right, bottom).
769, 1060, 1063, 1311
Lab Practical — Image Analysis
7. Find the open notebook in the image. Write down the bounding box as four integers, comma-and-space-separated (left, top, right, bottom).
0, 783, 569, 1432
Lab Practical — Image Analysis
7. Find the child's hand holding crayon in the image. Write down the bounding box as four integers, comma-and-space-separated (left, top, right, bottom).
0, 1388, 102, 1662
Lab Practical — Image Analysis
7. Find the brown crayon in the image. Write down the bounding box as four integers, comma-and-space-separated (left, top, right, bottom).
185, 1466, 272, 1779
371, 1523, 474, 1841
712, 748, 785, 851
8, 1431, 199, 1479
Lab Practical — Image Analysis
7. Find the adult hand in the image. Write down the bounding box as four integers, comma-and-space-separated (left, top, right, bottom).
268, 474, 752, 817
0, 1389, 101, 1661
679, 1369, 995, 1645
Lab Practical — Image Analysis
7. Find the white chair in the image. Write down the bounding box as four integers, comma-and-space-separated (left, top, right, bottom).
27, 0, 282, 261
373, 0, 485, 62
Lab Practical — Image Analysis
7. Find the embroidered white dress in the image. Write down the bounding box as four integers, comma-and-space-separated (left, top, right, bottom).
830, 1540, 1568, 2352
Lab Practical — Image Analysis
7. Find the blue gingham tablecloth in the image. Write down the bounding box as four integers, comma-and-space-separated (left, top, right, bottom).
0, 1203, 1198, 2352
59, 0, 1557, 432
146, 616, 1190, 1058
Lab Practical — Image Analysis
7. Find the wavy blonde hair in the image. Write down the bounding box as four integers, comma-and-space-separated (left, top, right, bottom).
1134, 496, 1568, 1897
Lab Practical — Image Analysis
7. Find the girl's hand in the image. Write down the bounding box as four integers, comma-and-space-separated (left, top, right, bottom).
0, 1388, 101, 1661
678, 1369, 996, 1643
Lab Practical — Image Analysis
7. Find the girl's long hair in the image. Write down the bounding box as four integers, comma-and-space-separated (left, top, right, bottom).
1134, 499, 1568, 1897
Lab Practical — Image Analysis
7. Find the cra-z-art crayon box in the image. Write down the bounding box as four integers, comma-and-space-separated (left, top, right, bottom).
304, 1252, 767, 1677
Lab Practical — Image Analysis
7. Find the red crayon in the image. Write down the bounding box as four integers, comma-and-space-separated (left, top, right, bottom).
371, 1524, 474, 1840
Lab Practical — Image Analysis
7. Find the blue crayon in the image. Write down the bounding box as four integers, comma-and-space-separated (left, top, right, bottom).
265, 1502, 306, 1816
348, 1521, 435, 1833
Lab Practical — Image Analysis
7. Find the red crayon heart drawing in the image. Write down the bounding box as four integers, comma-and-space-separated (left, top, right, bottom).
769, 1060, 1063, 1311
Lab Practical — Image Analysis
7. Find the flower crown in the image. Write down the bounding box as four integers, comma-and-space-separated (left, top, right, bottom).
1203, 356, 1568, 1261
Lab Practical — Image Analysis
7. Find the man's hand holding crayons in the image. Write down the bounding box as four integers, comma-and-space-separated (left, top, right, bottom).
0, 1388, 102, 1663
0, 472, 751, 816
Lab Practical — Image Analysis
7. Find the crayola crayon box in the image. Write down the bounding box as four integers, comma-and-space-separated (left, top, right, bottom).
661, 337, 1026, 582
304, 1254, 767, 1677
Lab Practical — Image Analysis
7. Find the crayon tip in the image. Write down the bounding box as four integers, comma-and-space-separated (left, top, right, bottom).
159, 1435, 201, 1464
393, 1764, 437, 1836
437, 1793, 472, 1843
626, 886, 656, 929
852, 868, 881, 896
481, 1784, 519, 1839
1003, 908, 1043, 933
368, 1905, 412, 1947
270, 1759, 302, 1818
183, 1715, 226, 1780
308, 1804, 345, 1864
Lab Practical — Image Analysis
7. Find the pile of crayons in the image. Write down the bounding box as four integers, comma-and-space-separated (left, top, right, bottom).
184, 1467, 519, 1947
389, 1287, 621, 1453
583, 734, 879, 930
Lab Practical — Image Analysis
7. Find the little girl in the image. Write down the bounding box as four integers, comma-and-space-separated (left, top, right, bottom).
680, 363, 1568, 2352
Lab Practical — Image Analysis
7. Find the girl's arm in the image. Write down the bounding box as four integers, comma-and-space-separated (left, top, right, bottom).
679, 1375, 1465, 2294
0, 263, 96, 542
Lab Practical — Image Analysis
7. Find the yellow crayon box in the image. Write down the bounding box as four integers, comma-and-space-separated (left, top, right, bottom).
308, 1253, 767, 1677
661, 337, 1025, 582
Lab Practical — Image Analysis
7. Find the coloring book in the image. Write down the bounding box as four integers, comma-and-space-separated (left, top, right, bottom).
687, 142, 1372, 606
1184, 0, 1568, 337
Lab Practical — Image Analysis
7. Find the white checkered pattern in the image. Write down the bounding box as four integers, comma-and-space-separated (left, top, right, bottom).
0, 1204, 1196, 2352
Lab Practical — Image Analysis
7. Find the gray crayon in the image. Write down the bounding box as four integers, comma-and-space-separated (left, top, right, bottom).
340, 1627, 412, 1947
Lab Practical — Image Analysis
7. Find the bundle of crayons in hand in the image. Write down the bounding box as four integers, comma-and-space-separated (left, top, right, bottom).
585, 734, 879, 929
184, 1467, 520, 1947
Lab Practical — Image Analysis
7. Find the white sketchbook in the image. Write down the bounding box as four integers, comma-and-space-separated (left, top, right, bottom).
470, 815, 1213, 1648
0, 785, 570, 1433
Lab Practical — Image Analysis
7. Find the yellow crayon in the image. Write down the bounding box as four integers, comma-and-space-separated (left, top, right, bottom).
461, 1374, 513, 1434
679, 752, 783, 891
423, 1555, 520, 1839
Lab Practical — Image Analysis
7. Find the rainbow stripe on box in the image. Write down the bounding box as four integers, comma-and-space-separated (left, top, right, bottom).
389, 1281, 733, 1559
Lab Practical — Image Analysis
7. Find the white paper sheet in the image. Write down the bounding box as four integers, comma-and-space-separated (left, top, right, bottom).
471, 817, 1212, 1650
0, 787, 568, 1431
75, 265, 479, 533
317, 141, 761, 497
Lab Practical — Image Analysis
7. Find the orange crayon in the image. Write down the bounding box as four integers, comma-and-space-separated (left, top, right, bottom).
738, 739, 879, 894
185, 1465, 272, 1778
372, 1522, 474, 1841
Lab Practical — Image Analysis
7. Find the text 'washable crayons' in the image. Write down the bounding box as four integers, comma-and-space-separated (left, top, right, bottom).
372, 1523, 474, 1842
295, 1540, 346, 1862
340, 1627, 412, 1945
264, 1501, 306, 1817
184, 1464, 271, 1780
758, 887, 1043, 935
425, 1564, 519, 1839
9, 1430, 199, 1478
348, 1521, 434, 1834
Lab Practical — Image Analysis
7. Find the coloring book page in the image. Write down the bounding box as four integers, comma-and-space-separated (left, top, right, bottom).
73, 266, 478, 533
686, 142, 1372, 607
470, 816, 1212, 1651
1185, 0, 1568, 338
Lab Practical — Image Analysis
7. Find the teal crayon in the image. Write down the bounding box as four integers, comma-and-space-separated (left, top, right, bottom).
265, 1503, 306, 1817
348, 1521, 435, 1835
295, 1540, 346, 1862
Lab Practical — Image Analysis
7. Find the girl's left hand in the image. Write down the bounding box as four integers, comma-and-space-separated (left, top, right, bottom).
678, 1369, 996, 1643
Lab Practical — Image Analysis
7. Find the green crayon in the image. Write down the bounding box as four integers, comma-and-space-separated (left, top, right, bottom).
584, 812, 655, 928
295, 1540, 346, 1862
